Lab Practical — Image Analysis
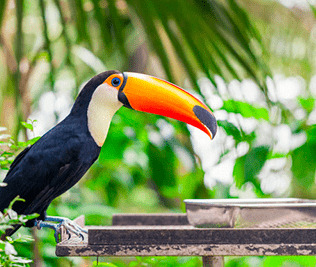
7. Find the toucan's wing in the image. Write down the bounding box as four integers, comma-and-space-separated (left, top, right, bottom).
1, 160, 87, 239
6, 145, 33, 177
22, 161, 89, 216
0, 128, 96, 216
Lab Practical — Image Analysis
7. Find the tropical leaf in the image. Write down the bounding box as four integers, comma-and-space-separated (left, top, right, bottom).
127, 0, 175, 82
71, 0, 92, 48
234, 146, 269, 190
222, 100, 269, 120
107, 0, 127, 57
0, 0, 7, 30
39, 0, 55, 90
147, 141, 177, 205
126, 0, 270, 94
291, 142, 316, 188
90, 0, 113, 53
217, 120, 243, 143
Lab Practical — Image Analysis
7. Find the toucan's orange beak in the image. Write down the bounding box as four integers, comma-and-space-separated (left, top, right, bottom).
118, 72, 217, 139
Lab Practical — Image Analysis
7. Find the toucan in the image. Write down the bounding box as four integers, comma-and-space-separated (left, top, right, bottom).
0, 70, 216, 240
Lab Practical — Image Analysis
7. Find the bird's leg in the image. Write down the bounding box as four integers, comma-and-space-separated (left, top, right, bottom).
35, 216, 87, 243
34, 220, 62, 242
46, 216, 88, 240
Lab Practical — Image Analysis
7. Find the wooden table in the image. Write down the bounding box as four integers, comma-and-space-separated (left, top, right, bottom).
56, 214, 316, 266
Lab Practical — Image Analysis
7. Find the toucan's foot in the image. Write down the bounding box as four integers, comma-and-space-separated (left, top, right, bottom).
35, 216, 87, 243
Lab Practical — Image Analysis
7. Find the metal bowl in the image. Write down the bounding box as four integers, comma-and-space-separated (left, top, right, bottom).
184, 198, 316, 228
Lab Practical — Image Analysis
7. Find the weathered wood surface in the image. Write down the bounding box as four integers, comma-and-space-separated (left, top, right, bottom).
88, 226, 316, 246
56, 214, 316, 257
56, 237, 316, 257
112, 213, 189, 226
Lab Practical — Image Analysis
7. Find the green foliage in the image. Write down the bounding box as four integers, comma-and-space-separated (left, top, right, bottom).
20, 121, 34, 132
93, 256, 202, 266
93, 262, 118, 267
147, 142, 177, 200
222, 100, 269, 121
299, 97, 315, 113
225, 255, 316, 267
233, 146, 269, 192
0, 196, 38, 267
291, 125, 316, 188
0, 128, 16, 171
0, 123, 40, 266
0, 122, 40, 170
217, 120, 243, 143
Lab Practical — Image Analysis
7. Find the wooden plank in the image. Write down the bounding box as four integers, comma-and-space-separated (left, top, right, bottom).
112, 213, 189, 226
56, 241, 316, 257
88, 226, 316, 246
55, 214, 316, 258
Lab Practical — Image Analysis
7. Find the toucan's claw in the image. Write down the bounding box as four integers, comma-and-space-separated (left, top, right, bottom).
35, 216, 87, 243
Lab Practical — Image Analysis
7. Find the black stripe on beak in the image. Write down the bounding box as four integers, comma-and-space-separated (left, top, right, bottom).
118, 72, 133, 109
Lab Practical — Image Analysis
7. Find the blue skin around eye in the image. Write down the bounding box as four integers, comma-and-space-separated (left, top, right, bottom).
111, 78, 121, 87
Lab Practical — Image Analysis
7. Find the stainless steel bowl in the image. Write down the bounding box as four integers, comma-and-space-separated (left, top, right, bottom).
184, 198, 316, 228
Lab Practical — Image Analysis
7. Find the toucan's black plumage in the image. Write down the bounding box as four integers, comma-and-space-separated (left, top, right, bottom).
0, 70, 217, 238
0, 71, 118, 236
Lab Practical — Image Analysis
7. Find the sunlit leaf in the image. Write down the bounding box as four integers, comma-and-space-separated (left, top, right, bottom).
20, 121, 33, 131
299, 97, 315, 113
310, 4, 316, 18
22, 213, 39, 221
222, 100, 269, 120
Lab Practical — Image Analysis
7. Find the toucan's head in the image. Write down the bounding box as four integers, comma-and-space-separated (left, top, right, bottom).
74, 70, 217, 146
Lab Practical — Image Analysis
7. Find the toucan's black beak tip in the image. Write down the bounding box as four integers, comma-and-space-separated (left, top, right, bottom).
193, 105, 217, 138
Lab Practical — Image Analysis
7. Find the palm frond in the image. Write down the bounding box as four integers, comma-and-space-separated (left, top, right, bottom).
126, 0, 270, 96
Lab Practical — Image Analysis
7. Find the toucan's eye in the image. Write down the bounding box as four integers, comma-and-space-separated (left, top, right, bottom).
111, 77, 121, 87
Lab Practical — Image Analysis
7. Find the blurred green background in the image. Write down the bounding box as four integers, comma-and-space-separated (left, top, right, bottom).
0, 0, 315, 266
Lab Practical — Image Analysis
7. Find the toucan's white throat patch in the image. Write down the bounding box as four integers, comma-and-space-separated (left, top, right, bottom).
87, 83, 122, 146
